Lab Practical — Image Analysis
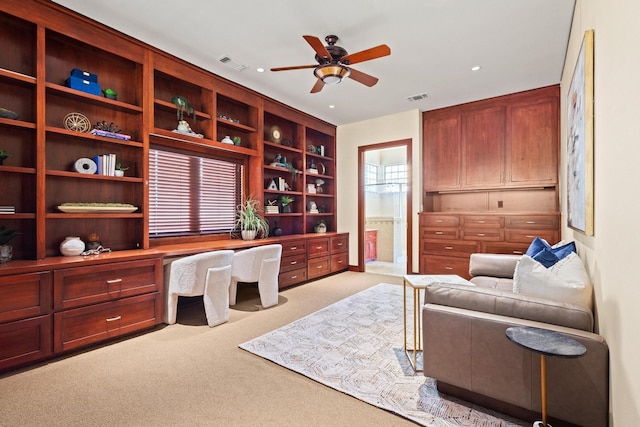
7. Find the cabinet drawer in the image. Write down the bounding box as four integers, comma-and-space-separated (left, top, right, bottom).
331, 253, 348, 272
0, 272, 52, 323
461, 228, 504, 241
280, 253, 307, 273
279, 268, 307, 288
423, 240, 478, 257
505, 215, 559, 229
307, 238, 330, 258
54, 258, 163, 310
281, 240, 307, 256
462, 215, 504, 228
421, 228, 459, 240
331, 234, 349, 254
54, 292, 161, 353
420, 255, 470, 279
0, 315, 52, 371
308, 257, 330, 279
506, 229, 558, 244
420, 214, 459, 228
482, 242, 528, 256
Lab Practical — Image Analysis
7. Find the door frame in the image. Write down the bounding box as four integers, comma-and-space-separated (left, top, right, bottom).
357, 139, 413, 273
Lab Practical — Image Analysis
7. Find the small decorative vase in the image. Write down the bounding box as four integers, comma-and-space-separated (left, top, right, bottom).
115, 170, 124, 177
272, 222, 282, 237
0, 244, 13, 263
315, 224, 327, 234
221, 135, 233, 144
241, 230, 257, 241
60, 236, 85, 256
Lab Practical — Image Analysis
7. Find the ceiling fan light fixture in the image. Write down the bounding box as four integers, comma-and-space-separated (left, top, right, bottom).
314, 64, 350, 84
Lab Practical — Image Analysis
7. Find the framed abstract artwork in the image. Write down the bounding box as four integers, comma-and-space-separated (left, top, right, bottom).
567, 29, 594, 235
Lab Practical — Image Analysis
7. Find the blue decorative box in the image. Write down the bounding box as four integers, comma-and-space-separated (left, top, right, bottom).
66, 76, 101, 96
70, 68, 98, 83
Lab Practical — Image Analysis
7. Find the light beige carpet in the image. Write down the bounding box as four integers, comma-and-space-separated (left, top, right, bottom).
240, 283, 527, 427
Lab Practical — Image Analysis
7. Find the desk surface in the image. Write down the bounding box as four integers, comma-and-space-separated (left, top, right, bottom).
506, 326, 587, 358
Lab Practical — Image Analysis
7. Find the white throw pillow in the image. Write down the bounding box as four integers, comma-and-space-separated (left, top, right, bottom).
513, 253, 592, 308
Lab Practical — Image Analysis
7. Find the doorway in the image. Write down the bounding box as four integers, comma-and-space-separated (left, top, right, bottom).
357, 139, 412, 276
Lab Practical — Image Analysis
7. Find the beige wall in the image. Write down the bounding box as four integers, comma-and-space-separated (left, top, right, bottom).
562, 1, 640, 425
336, 109, 421, 272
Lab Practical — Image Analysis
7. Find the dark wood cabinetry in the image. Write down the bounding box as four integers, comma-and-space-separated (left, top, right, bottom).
421, 86, 561, 276
0, 254, 163, 371
307, 233, 349, 279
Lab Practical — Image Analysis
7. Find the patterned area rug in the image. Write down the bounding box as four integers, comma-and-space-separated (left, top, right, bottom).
239, 283, 527, 426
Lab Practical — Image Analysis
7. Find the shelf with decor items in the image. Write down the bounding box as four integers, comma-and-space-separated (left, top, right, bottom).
41, 26, 146, 260
0, 11, 38, 260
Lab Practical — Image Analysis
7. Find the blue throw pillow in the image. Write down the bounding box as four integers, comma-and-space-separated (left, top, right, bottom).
526, 238, 576, 268
525, 237, 549, 257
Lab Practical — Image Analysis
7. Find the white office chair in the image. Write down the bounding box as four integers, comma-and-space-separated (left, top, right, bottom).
229, 244, 282, 309
165, 250, 235, 327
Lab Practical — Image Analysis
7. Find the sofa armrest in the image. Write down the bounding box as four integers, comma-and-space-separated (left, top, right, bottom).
468, 253, 521, 279
422, 304, 608, 427
424, 282, 594, 331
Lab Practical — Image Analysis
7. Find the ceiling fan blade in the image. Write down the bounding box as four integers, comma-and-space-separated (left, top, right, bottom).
303, 35, 332, 60
341, 44, 391, 65
347, 68, 379, 87
271, 64, 317, 72
310, 79, 324, 93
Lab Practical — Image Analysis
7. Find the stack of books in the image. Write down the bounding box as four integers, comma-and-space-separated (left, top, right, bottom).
265, 205, 280, 214
0, 205, 16, 214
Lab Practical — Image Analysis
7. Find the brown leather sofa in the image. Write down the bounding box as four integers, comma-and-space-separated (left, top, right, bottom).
422, 253, 609, 427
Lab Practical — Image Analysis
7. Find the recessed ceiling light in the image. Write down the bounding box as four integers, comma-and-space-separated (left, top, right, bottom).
329, 105, 335, 109
256, 67, 265, 73
471, 65, 481, 71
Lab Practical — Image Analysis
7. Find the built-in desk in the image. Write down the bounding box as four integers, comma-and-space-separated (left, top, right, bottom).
0, 232, 349, 372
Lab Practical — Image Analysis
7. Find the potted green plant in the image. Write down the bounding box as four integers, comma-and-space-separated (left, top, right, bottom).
115, 162, 129, 177
279, 195, 294, 213
0, 149, 9, 166
0, 226, 21, 263
102, 88, 117, 100
233, 196, 270, 240
171, 95, 196, 123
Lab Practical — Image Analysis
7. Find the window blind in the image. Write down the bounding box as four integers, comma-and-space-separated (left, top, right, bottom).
149, 148, 243, 237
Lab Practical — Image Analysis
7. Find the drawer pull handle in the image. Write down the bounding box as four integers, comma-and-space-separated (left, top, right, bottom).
106, 279, 122, 284
513, 251, 523, 255
290, 246, 297, 250
476, 233, 486, 237
316, 246, 323, 249
337, 242, 343, 246
291, 275, 298, 279
337, 260, 344, 264
290, 261, 298, 265
435, 231, 444, 235
106, 316, 121, 322
526, 235, 536, 238
526, 221, 536, 224
444, 246, 453, 250
436, 220, 444, 223
445, 266, 453, 270
477, 221, 486, 224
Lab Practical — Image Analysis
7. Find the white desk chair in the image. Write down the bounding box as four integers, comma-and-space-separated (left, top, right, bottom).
165, 250, 235, 327
229, 244, 282, 309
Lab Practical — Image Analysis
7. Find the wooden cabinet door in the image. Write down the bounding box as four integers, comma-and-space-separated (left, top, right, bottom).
423, 113, 461, 190
507, 96, 559, 185
462, 107, 506, 188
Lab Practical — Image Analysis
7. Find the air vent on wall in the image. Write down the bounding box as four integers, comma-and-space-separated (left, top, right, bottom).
406, 93, 430, 102
217, 55, 247, 72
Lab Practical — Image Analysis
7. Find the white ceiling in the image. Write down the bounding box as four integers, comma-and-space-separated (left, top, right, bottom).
52, 0, 575, 126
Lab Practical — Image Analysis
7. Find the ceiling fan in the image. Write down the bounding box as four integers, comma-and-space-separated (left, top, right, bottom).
271, 35, 391, 93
